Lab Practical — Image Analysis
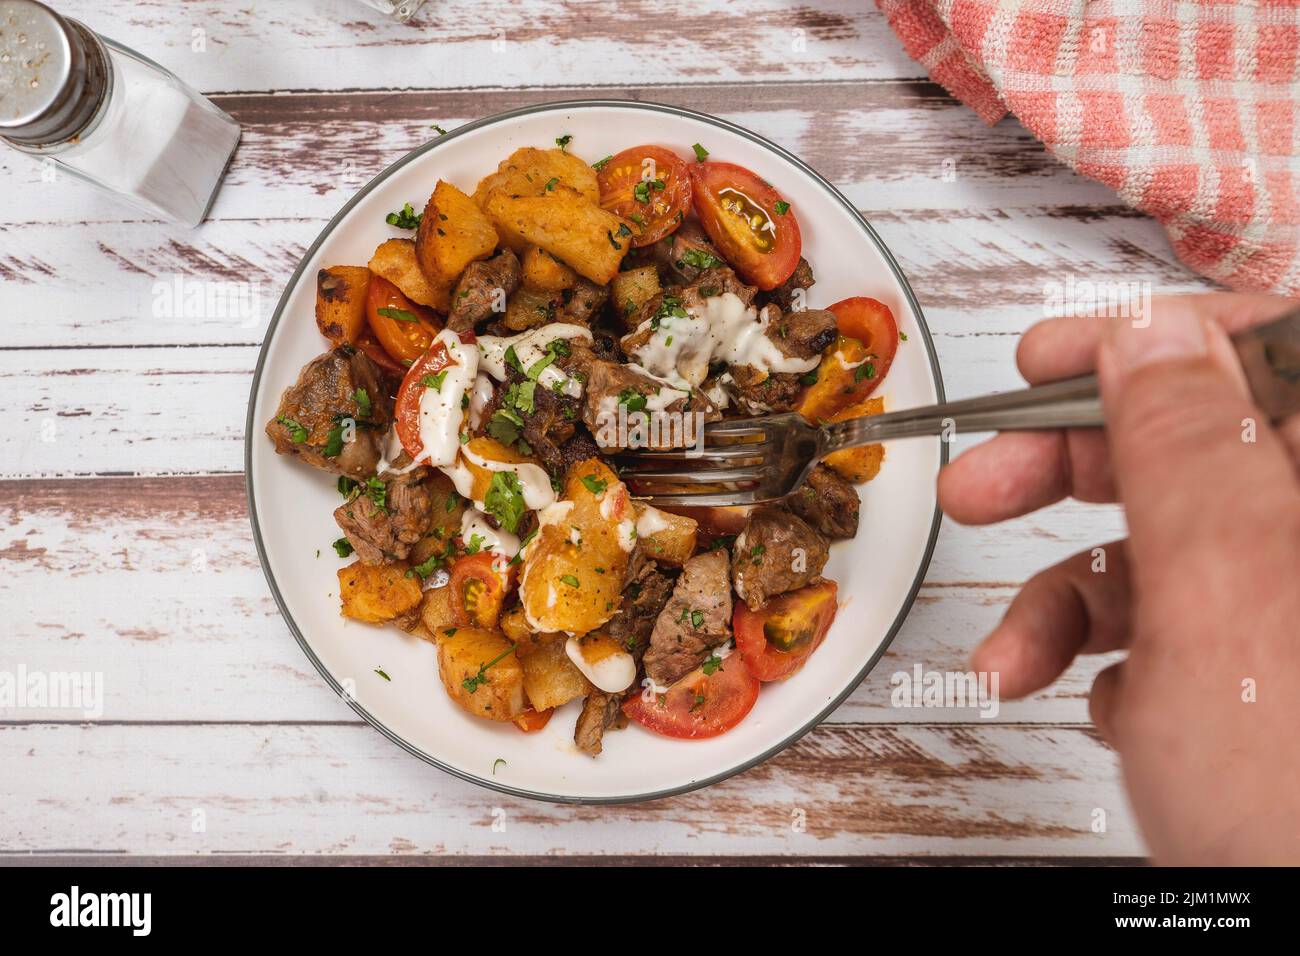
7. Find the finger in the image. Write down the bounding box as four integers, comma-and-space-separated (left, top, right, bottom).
971, 540, 1132, 698
1099, 309, 1300, 600
1017, 293, 1298, 384
1088, 660, 1125, 748
938, 428, 1114, 524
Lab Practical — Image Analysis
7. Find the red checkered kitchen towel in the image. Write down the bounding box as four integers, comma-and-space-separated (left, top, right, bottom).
877, 0, 1300, 294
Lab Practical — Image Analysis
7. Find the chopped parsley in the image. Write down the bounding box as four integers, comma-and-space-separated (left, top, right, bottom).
385, 202, 422, 229
632, 178, 665, 203
374, 667, 391, 681
463, 533, 485, 555
430, 124, 448, 135
702, 654, 723, 676
322, 420, 346, 458
555, 134, 572, 151
332, 537, 354, 558
422, 370, 449, 390
678, 248, 725, 270
484, 471, 526, 533
580, 474, 608, 496
337, 476, 358, 496
691, 143, 709, 162
854, 362, 876, 382
352, 387, 372, 418
276, 415, 308, 444
462, 644, 517, 694
749, 543, 765, 564
617, 388, 647, 412
376, 306, 418, 323
690, 609, 705, 629
774, 200, 790, 215
799, 368, 820, 387
544, 177, 559, 191
899, 330, 908, 341
591, 155, 613, 171
559, 574, 580, 589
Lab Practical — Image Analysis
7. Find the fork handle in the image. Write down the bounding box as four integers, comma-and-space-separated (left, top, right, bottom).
822, 374, 1103, 450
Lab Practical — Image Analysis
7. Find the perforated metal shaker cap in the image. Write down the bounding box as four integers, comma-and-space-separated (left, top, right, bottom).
0, 0, 107, 146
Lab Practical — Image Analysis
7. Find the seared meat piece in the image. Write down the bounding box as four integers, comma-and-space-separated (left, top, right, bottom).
727, 368, 803, 414
581, 359, 717, 451
608, 563, 674, 661
657, 222, 725, 285
762, 257, 815, 311
574, 690, 623, 757
679, 267, 756, 310
768, 307, 838, 360
731, 507, 830, 610
559, 278, 609, 326
520, 380, 581, 474
786, 464, 860, 540
447, 249, 521, 331
265, 347, 394, 479
334, 469, 436, 564
644, 551, 732, 688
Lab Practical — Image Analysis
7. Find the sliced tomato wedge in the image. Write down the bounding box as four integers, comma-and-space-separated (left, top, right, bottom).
513, 708, 554, 733
354, 330, 406, 376
689, 161, 801, 290
394, 338, 458, 460
597, 145, 692, 248
366, 275, 440, 365
797, 297, 899, 422
622, 653, 760, 739
448, 551, 515, 630
733, 581, 838, 682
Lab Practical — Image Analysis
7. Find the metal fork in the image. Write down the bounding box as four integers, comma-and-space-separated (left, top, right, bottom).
617, 308, 1300, 507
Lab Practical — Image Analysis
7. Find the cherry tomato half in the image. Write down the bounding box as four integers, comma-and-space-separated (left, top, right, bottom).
513, 708, 554, 733
733, 581, 838, 682
797, 297, 899, 422
597, 145, 692, 248
448, 551, 515, 630
689, 161, 801, 290
394, 338, 458, 460
622, 653, 760, 739
366, 275, 440, 365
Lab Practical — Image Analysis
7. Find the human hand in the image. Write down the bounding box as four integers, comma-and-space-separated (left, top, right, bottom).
938, 294, 1300, 864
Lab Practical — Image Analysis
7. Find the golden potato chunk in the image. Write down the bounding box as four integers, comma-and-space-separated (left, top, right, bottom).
472, 146, 600, 211
368, 237, 450, 312
520, 639, 592, 712
415, 180, 499, 285
436, 627, 527, 722
521, 244, 578, 292
315, 265, 371, 344
632, 503, 698, 567
337, 560, 423, 624
520, 459, 632, 635
610, 265, 661, 324
482, 185, 631, 284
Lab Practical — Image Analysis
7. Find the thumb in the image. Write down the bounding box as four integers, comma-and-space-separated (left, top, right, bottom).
1098, 304, 1300, 588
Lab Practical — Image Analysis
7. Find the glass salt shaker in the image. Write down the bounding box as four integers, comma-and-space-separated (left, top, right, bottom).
0, 0, 241, 227
354, 0, 428, 22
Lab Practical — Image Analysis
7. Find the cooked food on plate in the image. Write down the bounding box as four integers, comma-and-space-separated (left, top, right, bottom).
266, 139, 902, 755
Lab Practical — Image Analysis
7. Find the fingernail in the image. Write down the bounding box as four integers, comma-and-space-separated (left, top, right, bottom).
1109, 310, 1207, 372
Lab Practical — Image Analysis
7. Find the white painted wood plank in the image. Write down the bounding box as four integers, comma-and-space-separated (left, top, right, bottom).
42, 0, 920, 95
0, 722, 1140, 857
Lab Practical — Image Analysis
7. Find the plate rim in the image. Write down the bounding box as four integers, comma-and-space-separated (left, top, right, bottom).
243, 97, 948, 805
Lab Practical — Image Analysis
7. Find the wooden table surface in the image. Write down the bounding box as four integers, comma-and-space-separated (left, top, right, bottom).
0, 0, 1214, 864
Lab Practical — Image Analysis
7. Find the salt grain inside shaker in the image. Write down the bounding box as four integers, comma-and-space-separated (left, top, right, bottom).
0, 0, 240, 227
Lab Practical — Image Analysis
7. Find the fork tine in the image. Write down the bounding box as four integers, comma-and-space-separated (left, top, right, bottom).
617, 441, 770, 465
621, 465, 765, 484
702, 419, 768, 437
625, 489, 761, 508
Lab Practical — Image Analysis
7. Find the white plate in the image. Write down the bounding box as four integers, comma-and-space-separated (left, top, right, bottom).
245, 100, 945, 803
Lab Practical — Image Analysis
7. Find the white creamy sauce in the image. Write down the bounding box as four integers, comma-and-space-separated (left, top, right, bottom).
476, 323, 593, 398
415, 330, 478, 468
468, 372, 496, 430
459, 508, 520, 559
630, 292, 819, 387
634, 505, 673, 539
565, 637, 637, 694
460, 443, 556, 511
374, 425, 422, 476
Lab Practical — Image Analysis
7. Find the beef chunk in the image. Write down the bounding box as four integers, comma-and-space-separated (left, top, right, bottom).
608, 563, 674, 662
574, 690, 623, 757
731, 506, 829, 610
559, 278, 609, 326
762, 257, 815, 311
656, 222, 724, 285
786, 464, 860, 540
520, 380, 581, 475
644, 551, 732, 688
447, 249, 521, 331
768, 307, 838, 361
581, 359, 710, 451
265, 347, 394, 479
334, 469, 436, 564
727, 368, 803, 414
